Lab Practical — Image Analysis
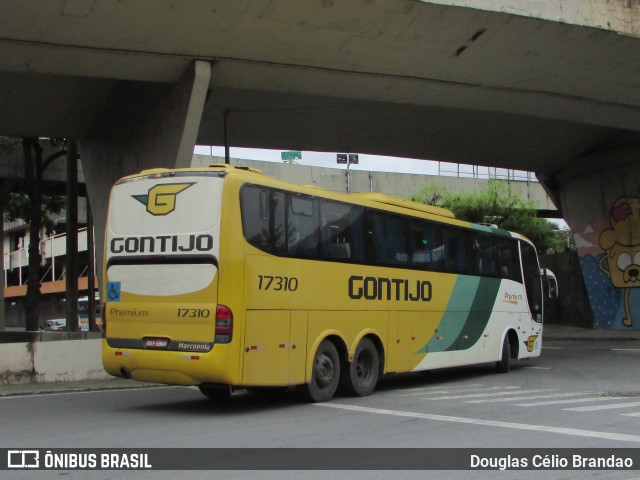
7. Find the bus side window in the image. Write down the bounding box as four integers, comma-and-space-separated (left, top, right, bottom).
497, 238, 521, 282
241, 185, 286, 255
474, 234, 497, 276
287, 194, 320, 258
368, 212, 408, 267
442, 228, 469, 275
320, 201, 364, 262
409, 221, 443, 271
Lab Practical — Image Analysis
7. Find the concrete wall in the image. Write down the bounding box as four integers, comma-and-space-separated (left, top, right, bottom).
192, 155, 557, 212
0, 337, 108, 385
556, 144, 640, 330
540, 251, 594, 328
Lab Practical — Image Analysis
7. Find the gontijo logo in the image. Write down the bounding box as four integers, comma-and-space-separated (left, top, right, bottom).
132, 183, 194, 216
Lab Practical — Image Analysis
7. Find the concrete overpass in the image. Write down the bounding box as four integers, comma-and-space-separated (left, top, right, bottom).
1, 0, 639, 329
0, 148, 557, 212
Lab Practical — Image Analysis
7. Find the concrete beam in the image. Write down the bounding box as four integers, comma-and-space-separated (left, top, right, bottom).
79, 60, 212, 291
175, 61, 211, 168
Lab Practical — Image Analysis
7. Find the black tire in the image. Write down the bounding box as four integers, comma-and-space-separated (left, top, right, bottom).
341, 337, 379, 397
198, 384, 232, 400
496, 336, 511, 373
305, 340, 340, 402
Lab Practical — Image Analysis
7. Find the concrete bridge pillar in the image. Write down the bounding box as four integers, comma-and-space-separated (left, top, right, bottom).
79, 60, 211, 293
544, 143, 640, 330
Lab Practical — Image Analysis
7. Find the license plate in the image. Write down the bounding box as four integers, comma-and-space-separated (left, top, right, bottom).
144, 337, 169, 349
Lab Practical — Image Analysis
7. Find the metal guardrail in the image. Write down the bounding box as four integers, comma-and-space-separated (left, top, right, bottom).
3, 228, 89, 287
437, 162, 536, 183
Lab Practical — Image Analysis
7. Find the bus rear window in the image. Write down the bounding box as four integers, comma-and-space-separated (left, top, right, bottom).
107, 263, 217, 297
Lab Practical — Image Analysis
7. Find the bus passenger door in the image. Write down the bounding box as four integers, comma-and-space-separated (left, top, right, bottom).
521, 243, 543, 323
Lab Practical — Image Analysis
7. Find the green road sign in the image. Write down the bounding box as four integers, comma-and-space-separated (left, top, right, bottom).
281, 150, 302, 161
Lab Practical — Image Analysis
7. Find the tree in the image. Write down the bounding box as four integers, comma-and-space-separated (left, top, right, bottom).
2, 138, 66, 331
5, 193, 65, 234
411, 179, 563, 253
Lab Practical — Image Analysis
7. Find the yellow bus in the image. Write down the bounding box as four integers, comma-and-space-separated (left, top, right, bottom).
102, 164, 557, 402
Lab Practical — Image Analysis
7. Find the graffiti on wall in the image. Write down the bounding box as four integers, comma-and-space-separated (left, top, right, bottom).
576, 196, 640, 329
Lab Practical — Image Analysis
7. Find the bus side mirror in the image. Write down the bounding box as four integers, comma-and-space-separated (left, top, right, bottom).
541, 268, 558, 299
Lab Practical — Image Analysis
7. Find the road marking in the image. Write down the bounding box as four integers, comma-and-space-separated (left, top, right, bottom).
394, 386, 504, 397
398, 383, 485, 393
611, 348, 640, 352
517, 396, 626, 407
316, 403, 640, 444
565, 401, 640, 412
423, 389, 553, 401
466, 392, 589, 404
524, 366, 550, 370
621, 412, 640, 417
542, 346, 564, 350
396, 385, 519, 398
395, 385, 489, 396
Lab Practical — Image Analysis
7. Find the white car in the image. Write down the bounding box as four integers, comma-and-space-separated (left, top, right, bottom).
42, 319, 66, 332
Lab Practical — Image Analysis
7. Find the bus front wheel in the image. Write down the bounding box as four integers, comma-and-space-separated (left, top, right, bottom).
496, 336, 511, 373
305, 340, 340, 402
341, 337, 379, 397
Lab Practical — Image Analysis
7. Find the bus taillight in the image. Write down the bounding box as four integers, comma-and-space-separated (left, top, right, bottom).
215, 304, 233, 344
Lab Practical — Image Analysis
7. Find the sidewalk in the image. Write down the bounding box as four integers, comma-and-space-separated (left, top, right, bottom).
0, 325, 637, 397
542, 324, 640, 341
0, 377, 160, 397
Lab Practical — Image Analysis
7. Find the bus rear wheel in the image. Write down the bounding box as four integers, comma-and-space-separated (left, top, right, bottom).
341, 337, 379, 397
305, 340, 340, 402
198, 384, 232, 401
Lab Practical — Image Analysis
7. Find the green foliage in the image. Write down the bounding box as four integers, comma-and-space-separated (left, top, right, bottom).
411, 179, 564, 253
4, 192, 65, 234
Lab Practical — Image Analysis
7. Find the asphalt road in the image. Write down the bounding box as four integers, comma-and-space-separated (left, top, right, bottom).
2, 338, 640, 480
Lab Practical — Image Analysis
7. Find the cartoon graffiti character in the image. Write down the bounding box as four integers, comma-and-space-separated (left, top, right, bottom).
599, 196, 640, 327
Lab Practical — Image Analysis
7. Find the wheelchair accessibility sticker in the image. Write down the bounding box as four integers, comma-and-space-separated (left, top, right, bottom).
107, 282, 121, 302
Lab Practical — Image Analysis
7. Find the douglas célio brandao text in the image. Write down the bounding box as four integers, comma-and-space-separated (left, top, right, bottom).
470, 453, 634, 470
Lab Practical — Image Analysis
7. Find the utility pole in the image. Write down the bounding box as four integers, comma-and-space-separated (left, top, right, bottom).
223, 109, 230, 164
86, 198, 96, 332
65, 139, 79, 332
337, 153, 359, 192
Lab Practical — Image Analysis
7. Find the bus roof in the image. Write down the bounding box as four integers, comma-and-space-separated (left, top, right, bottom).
348, 192, 455, 219
123, 164, 533, 244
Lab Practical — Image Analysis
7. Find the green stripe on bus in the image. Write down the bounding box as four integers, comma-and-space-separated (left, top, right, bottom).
450, 277, 501, 351
418, 276, 501, 354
